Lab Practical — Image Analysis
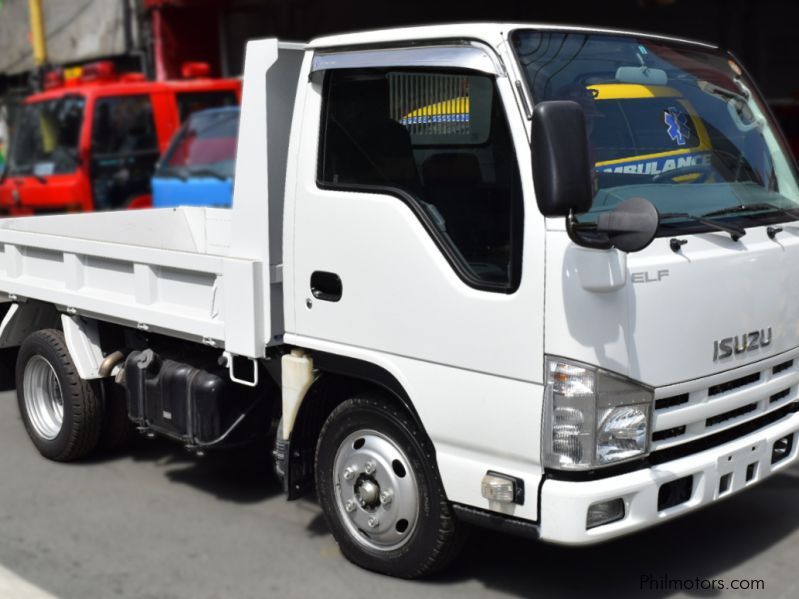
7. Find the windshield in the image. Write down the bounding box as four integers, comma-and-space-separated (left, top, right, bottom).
512, 30, 799, 233
9, 95, 84, 177
157, 109, 238, 180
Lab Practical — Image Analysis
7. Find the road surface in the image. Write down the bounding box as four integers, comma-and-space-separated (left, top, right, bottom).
1, 389, 798, 598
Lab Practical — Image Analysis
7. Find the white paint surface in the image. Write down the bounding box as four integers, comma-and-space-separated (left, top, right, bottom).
0, 563, 58, 599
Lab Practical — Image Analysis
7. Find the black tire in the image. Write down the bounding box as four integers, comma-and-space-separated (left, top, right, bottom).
315, 394, 466, 578
15, 329, 102, 461
98, 380, 136, 450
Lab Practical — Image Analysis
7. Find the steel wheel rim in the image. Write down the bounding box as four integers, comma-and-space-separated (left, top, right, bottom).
23, 355, 64, 441
333, 429, 420, 552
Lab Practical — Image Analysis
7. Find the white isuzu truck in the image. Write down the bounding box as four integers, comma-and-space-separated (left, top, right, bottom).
2, 24, 799, 578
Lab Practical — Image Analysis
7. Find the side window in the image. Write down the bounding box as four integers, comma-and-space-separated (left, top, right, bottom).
318, 68, 523, 291
92, 95, 158, 156
90, 95, 159, 210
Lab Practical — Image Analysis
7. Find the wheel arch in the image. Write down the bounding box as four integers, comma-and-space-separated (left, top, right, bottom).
0, 301, 61, 390
285, 352, 430, 499
0, 302, 109, 383
0, 300, 61, 348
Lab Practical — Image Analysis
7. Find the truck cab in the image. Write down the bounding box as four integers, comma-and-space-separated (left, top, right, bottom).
283, 24, 799, 552
0, 61, 240, 215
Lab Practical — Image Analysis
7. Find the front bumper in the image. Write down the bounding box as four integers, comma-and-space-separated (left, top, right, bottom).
539, 410, 799, 544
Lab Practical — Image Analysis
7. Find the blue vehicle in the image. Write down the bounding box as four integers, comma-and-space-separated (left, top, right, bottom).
152, 106, 239, 208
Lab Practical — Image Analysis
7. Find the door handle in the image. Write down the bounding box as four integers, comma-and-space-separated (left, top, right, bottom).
310, 271, 342, 302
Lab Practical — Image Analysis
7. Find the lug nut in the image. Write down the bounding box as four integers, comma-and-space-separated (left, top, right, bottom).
344, 499, 356, 513
342, 466, 357, 481
367, 517, 379, 528
364, 460, 377, 475
379, 490, 393, 505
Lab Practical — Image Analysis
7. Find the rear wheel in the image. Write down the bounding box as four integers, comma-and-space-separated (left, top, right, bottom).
315, 395, 465, 578
16, 329, 102, 461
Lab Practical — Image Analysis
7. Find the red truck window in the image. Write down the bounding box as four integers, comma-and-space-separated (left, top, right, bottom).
91, 95, 159, 209
8, 95, 84, 176
92, 95, 158, 156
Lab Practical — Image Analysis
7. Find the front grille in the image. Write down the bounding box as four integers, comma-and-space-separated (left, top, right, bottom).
655, 393, 689, 410
771, 389, 791, 403
774, 360, 794, 375
652, 425, 686, 441
650, 349, 799, 452
708, 372, 760, 397
706, 402, 757, 427
651, 401, 799, 464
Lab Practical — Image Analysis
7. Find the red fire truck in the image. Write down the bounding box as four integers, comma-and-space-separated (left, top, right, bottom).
0, 61, 240, 215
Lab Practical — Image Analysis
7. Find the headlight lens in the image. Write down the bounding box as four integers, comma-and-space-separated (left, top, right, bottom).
597, 406, 648, 464
544, 356, 653, 470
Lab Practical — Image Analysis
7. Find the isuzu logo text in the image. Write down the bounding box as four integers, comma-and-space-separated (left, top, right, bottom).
713, 328, 772, 361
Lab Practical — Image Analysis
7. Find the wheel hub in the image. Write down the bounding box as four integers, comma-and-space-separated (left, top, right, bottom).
333, 429, 420, 552
23, 355, 64, 441
355, 476, 381, 509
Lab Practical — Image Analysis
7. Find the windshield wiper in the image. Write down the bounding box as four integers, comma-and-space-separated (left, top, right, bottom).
660, 212, 746, 241
702, 202, 799, 221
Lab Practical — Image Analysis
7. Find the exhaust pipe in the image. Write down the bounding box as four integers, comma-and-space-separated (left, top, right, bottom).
98, 350, 127, 378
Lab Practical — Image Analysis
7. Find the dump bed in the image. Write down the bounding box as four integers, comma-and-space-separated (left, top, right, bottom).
0, 208, 264, 356
0, 39, 304, 359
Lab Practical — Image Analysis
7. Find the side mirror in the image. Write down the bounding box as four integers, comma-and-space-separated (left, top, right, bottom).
531, 100, 594, 217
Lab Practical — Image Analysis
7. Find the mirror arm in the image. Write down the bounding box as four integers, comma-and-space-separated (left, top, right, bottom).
566, 210, 613, 250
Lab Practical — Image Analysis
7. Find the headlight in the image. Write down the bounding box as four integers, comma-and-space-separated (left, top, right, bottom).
544, 356, 653, 470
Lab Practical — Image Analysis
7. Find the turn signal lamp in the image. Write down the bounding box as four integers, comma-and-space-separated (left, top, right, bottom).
481, 473, 516, 503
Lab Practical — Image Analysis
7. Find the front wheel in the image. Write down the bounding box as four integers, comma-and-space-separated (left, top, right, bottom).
315, 395, 465, 578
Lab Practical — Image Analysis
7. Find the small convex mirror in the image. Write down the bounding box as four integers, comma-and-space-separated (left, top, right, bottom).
595, 197, 660, 253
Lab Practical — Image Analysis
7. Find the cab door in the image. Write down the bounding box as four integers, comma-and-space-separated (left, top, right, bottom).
291, 46, 544, 380
288, 45, 546, 518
